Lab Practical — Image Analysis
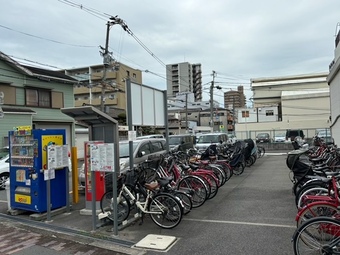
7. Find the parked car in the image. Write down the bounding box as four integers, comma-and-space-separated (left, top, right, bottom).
227, 134, 238, 144
0, 154, 9, 190
256, 133, 271, 143
316, 129, 333, 144
119, 138, 166, 173
274, 132, 286, 143
286, 129, 305, 142
195, 133, 228, 152
168, 134, 196, 152
136, 134, 164, 140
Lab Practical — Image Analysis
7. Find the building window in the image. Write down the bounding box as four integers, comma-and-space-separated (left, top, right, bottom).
242, 110, 249, 118
266, 110, 274, 116
133, 73, 136, 78
26, 88, 51, 107
126, 70, 130, 77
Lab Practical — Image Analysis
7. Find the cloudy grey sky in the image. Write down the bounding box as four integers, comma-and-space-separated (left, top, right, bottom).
0, 0, 339, 105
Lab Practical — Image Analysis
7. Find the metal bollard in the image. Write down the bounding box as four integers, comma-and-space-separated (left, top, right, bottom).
5, 179, 10, 210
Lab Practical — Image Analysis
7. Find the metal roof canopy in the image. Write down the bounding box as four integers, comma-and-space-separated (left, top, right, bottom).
61, 106, 119, 234
61, 106, 118, 143
61, 106, 118, 127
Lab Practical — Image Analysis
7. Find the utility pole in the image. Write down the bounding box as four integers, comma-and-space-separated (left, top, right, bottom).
210, 71, 216, 131
233, 96, 235, 135
185, 93, 189, 133
100, 21, 111, 112
100, 16, 128, 112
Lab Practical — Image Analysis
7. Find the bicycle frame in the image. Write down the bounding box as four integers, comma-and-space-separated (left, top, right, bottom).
118, 183, 164, 216
298, 175, 340, 210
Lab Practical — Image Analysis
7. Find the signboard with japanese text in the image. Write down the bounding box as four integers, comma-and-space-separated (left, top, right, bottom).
47, 144, 69, 170
90, 143, 115, 172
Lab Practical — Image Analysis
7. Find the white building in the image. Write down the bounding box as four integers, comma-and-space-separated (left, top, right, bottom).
235, 73, 330, 139
327, 26, 340, 145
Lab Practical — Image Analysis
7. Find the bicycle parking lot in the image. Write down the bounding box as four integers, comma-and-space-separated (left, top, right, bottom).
0, 152, 297, 255
118, 152, 297, 254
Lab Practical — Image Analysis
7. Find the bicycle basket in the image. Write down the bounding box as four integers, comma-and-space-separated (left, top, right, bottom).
286, 150, 308, 170
124, 170, 136, 186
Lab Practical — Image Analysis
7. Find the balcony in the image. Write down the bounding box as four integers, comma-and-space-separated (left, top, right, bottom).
74, 86, 90, 94
105, 97, 118, 105
74, 86, 103, 94
90, 71, 104, 80
74, 97, 118, 107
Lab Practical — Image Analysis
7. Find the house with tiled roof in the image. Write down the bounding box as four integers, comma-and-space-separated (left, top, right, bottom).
0, 51, 77, 147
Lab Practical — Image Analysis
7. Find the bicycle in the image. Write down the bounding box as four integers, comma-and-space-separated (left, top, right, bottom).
295, 172, 340, 227
257, 145, 265, 158
100, 166, 184, 229
158, 154, 209, 208
292, 216, 340, 254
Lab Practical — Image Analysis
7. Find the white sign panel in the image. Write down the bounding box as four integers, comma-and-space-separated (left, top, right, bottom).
47, 145, 69, 169
131, 83, 142, 125
44, 169, 55, 180
130, 82, 165, 126
128, 131, 136, 141
90, 143, 115, 172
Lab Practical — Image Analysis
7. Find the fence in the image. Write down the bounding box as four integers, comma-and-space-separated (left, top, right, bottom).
235, 127, 330, 144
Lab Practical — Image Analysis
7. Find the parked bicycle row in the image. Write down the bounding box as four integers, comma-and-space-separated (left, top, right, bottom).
286, 135, 340, 254
99, 139, 265, 229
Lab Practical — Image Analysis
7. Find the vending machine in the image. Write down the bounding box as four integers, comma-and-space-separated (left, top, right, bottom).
9, 126, 68, 213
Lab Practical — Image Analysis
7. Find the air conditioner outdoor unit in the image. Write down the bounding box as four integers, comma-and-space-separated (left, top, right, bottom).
109, 94, 115, 99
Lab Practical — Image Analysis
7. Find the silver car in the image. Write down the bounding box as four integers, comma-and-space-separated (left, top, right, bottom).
195, 133, 228, 152
119, 138, 166, 173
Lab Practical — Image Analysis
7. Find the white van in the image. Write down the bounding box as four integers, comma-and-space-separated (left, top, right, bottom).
195, 133, 228, 152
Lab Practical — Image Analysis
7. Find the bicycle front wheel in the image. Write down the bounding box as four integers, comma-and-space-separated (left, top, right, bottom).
257, 146, 265, 158
173, 190, 193, 215
100, 191, 130, 223
232, 162, 245, 176
148, 193, 183, 229
177, 175, 208, 208
296, 202, 339, 228
297, 187, 329, 209
293, 216, 340, 255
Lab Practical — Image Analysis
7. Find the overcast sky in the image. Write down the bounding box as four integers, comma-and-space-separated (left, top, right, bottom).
1, 0, 339, 106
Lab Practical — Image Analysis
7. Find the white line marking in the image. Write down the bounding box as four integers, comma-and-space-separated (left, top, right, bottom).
183, 218, 295, 228
0, 200, 7, 203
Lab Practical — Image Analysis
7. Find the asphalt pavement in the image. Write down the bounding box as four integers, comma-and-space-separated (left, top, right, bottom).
0, 150, 298, 255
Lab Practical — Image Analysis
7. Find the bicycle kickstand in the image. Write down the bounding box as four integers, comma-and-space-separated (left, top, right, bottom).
136, 209, 144, 225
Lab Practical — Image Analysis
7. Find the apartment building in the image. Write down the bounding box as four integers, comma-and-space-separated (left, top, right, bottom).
64, 63, 142, 117
224, 85, 246, 110
166, 62, 202, 101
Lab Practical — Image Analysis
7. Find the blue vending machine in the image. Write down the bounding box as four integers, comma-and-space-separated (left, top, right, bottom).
9, 126, 67, 213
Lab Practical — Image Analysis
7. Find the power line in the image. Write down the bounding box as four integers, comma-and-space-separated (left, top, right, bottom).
57, 0, 193, 91
0, 24, 98, 48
